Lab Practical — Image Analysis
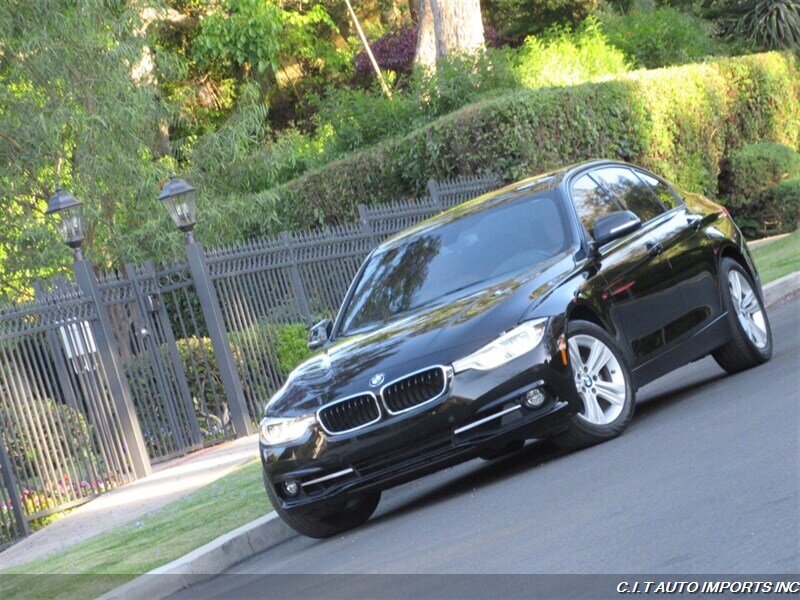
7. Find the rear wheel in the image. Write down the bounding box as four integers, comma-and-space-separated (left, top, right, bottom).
712, 258, 772, 374
264, 473, 380, 539
552, 320, 635, 450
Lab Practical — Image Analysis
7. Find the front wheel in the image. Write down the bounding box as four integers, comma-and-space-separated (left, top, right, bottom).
712, 258, 772, 374
264, 473, 380, 539
552, 320, 635, 450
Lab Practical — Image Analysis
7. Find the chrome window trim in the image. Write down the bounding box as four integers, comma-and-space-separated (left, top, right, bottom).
316, 392, 382, 436
379, 364, 453, 416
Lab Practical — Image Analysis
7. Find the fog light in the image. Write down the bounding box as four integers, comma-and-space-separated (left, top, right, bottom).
523, 388, 545, 409
283, 479, 299, 497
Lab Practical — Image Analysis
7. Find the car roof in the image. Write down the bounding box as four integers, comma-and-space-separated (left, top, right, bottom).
377, 159, 634, 251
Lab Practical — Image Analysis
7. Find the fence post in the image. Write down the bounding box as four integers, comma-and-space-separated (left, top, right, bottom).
0, 426, 30, 539
280, 232, 314, 326
183, 234, 255, 436
73, 259, 152, 479
427, 178, 443, 212
357, 204, 377, 247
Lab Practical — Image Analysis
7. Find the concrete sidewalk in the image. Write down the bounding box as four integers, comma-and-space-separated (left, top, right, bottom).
0, 434, 259, 570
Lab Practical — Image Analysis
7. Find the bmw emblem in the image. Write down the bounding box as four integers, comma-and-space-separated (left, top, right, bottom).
369, 373, 385, 387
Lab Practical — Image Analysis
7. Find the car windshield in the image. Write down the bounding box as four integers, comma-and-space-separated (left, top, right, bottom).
338, 192, 570, 336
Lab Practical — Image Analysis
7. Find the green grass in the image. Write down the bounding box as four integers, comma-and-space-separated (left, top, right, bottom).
0, 460, 269, 600
750, 230, 800, 284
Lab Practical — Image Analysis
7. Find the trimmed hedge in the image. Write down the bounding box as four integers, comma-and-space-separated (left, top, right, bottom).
264, 52, 799, 231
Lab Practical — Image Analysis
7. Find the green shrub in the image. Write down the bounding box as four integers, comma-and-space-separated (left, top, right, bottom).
265, 52, 799, 231
273, 323, 312, 374
413, 50, 520, 116
312, 88, 419, 158
725, 176, 800, 238
515, 19, 631, 88
600, 6, 720, 68
0, 398, 115, 524
127, 322, 312, 426
483, 0, 601, 38
769, 176, 800, 231
720, 142, 800, 236
312, 50, 518, 162
727, 142, 800, 207
0, 399, 97, 483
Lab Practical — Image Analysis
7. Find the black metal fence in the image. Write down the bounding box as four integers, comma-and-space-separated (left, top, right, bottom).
0, 285, 139, 540
0, 174, 500, 549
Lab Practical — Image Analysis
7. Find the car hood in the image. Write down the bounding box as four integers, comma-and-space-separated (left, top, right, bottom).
266, 252, 575, 416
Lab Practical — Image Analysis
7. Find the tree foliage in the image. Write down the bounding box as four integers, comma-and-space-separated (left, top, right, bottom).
194, 0, 342, 81
0, 0, 171, 298
0, 0, 790, 303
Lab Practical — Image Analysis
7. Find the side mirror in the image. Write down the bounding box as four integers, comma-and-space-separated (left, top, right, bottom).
592, 210, 641, 249
307, 318, 333, 350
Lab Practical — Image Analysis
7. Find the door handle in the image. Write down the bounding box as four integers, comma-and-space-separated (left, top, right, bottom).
646, 241, 663, 257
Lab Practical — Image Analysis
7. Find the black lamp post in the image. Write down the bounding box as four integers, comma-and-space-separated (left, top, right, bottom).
158, 175, 197, 242
43, 185, 153, 476
157, 174, 255, 436
45, 187, 85, 260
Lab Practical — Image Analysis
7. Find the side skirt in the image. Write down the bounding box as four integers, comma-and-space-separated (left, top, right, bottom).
632, 312, 732, 388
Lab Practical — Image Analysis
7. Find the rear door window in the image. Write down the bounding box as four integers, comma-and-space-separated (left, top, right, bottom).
593, 167, 667, 223
636, 171, 681, 209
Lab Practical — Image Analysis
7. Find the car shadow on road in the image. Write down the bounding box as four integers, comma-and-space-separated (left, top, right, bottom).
364, 368, 729, 531
634, 371, 727, 419
366, 440, 568, 528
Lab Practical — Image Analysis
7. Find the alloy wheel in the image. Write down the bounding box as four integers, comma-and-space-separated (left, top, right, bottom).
728, 270, 768, 349
568, 334, 627, 426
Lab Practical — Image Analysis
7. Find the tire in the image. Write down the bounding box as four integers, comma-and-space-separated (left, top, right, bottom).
479, 439, 525, 460
264, 473, 380, 539
712, 258, 773, 374
552, 320, 635, 450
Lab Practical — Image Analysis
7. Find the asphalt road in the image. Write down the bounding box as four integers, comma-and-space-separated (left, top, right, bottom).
174, 298, 799, 598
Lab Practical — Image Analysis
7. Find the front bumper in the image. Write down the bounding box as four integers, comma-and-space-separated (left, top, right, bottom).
261, 340, 580, 512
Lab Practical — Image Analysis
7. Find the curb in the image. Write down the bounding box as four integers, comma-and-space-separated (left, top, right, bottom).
763, 271, 800, 307
99, 512, 295, 600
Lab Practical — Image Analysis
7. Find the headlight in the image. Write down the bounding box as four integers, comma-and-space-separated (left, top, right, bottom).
259, 414, 316, 446
452, 318, 548, 373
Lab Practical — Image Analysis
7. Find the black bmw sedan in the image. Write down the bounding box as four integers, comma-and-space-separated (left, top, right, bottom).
260, 160, 773, 538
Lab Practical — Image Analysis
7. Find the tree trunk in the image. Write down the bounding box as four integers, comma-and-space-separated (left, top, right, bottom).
429, 0, 484, 61
414, 0, 437, 69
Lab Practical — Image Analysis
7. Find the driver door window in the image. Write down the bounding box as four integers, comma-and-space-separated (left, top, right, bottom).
570, 174, 623, 236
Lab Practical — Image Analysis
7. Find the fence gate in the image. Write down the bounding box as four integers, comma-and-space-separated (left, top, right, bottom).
96, 267, 202, 463
143, 261, 237, 446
